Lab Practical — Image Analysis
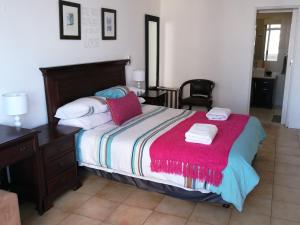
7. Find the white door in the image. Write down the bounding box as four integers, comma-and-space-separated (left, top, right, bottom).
281, 9, 298, 125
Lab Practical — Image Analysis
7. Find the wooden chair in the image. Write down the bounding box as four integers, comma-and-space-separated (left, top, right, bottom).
179, 79, 215, 111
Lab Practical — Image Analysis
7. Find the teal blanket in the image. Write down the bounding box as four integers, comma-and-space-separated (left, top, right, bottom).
209, 117, 265, 211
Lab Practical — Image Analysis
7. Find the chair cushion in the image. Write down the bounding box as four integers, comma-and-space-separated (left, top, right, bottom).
181, 97, 212, 106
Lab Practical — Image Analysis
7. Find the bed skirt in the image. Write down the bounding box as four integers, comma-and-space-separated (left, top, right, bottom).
83, 167, 229, 205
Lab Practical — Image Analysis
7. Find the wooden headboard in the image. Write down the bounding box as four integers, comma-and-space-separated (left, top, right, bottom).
40, 59, 130, 125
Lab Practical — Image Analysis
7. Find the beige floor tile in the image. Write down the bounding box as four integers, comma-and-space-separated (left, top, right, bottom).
106, 204, 152, 225
271, 218, 300, 225
278, 128, 299, 136
23, 208, 69, 225
248, 182, 273, 200
143, 212, 186, 225
253, 160, 275, 173
74, 197, 119, 221
265, 133, 277, 141
155, 196, 195, 218
277, 133, 299, 141
250, 108, 273, 123
124, 189, 164, 209
77, 178, 109, 195
79, 170, 99, 182
20, 202, 38, 222
272, 201, 300, 222
278, 128, 299, 137
274, 174, 300, 189
54, 191, 91, 212
189, 203, 231, 225
59, 214, 102, 225
276, 154, 300, 167
260, 140, 276, 151
273, 185, 300, 205
241, 196, 271, 216
256, 170, 274, 184
277, 138, 300, 148
276, 146, 300, 156
229, 211, 270, 225
96, 181, 136, 203
275, 163, 300, 176
256, 151, 275, 162
186, 221, 212, 225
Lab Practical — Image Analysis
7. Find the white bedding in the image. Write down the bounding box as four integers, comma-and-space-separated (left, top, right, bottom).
76, 105, 210, 193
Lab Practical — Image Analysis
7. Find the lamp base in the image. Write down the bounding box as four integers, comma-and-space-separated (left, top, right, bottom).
14, 115, 22, 128
137, 81, 141, 90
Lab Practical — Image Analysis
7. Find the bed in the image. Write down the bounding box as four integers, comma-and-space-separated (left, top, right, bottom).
40, 59, 265, 211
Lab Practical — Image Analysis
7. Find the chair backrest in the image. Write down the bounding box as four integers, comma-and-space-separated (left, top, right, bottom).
189, 79, 215, 97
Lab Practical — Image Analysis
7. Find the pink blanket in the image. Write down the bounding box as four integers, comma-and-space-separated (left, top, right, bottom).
150, 112, 249, 186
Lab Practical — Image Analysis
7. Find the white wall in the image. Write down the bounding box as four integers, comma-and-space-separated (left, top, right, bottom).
0, 0, 160, 128
160, 0, 300, 129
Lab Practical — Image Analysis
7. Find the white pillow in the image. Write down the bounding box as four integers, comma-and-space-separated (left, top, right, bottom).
55, 96, 108, 119
58, 112, 112, 130
138, 97, 146, 104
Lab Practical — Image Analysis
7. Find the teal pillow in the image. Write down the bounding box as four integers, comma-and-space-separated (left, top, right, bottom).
95, 86, 129, 99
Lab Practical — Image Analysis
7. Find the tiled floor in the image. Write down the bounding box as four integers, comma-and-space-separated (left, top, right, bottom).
250, 107, 282, 123
20, 123, 300, 225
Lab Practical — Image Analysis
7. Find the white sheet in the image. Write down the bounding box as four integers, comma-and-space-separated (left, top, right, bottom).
76, 105, 210, 192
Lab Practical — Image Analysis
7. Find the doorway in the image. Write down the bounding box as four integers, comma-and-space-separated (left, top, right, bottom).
250, 9, 295, 124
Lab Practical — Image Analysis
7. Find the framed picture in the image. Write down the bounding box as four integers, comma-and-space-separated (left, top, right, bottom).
59, 0, 81, 40
101, 8, 117, 40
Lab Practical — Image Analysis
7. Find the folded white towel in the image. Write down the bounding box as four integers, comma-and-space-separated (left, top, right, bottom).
185, 123, 218, 145
206, 107, 231, 121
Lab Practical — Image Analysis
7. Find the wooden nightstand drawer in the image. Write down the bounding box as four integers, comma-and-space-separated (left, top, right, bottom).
45, 151, 76, 180
0, 138, 35, 167
46, 166, 77, 195
43, 137, 73, 161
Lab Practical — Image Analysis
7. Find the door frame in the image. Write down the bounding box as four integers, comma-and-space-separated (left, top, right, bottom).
248, 6, 298, 126
281, 9, 297, 126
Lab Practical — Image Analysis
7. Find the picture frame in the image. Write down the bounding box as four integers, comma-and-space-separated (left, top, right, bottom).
101, 8, 117, 40
59, 0, 81, 40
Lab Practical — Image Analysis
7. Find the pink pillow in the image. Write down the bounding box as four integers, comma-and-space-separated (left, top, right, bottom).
107, 91, 142, 125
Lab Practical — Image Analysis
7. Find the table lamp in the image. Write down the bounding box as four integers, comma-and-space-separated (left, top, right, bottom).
2, 92, 28, 127
133, 70, 145, 89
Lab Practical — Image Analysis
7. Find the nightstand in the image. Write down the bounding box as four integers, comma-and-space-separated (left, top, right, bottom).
141, 90, 167, 106
33, 124, 81, 211
0, 125, 44, 214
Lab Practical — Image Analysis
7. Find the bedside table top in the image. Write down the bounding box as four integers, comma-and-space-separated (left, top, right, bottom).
141, 90, 166, 98
0, 125, 38, 146
33, 125, 81, 147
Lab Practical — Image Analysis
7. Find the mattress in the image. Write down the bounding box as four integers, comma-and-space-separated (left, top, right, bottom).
75, 105, 265, 211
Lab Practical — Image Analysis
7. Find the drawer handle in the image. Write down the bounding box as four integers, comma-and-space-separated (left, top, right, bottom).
263, 88, 269, 91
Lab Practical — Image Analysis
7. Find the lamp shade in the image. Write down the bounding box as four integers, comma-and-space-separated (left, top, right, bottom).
133, 70, 145, 82
2, 92, 28, 116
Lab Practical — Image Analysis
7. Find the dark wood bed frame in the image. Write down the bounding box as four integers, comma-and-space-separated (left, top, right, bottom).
39, 59, 229, 208
40, 59, 129, 125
